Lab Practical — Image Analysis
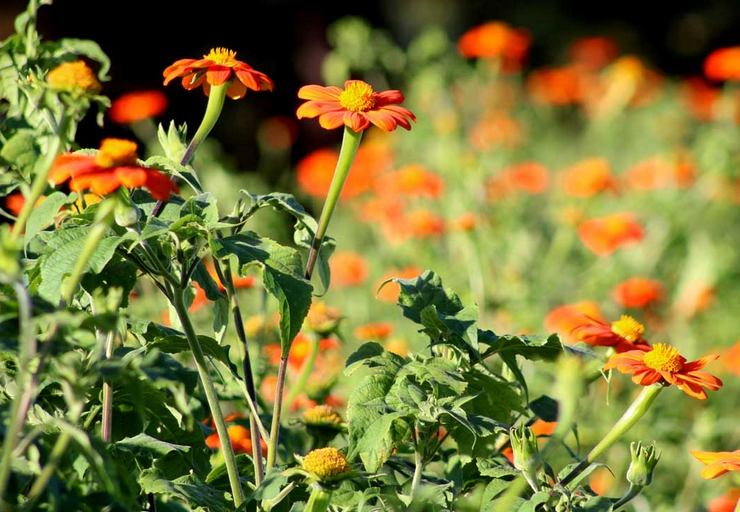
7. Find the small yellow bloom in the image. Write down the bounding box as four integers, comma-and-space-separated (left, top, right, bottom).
47, 61, 101, 93
303, 405, 342, 428
301, 447, 351, 481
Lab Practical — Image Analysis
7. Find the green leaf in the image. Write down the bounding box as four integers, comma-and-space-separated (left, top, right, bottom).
157, 121, 188, 162
55, 38, 111, 78
528, 396, 559, 422
394, 270, 464, 324
476, 459, 520, 479
481, 332, 562, 361
215, 232, 312, 349
191, 260, 224, 302
354, 411, 405, 472
147, 333, 233, 370
115, 433, 191, 456
0, 129, 38, 176
24, 191, 68, 244
139, 471, 231, 512
345, 342, 407, 375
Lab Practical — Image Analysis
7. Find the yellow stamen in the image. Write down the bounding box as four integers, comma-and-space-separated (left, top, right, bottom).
339, 81, 376, 112
47, 61, 101, 93
95, 138, 139, 168
303, 405, 343, 427
301, 447, 351, 480
643, 343, 683, 372
204, 47, 238, 67
610, 315, 645, 343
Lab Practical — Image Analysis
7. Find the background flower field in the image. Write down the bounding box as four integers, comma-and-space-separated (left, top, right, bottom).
1, 2, 739, 511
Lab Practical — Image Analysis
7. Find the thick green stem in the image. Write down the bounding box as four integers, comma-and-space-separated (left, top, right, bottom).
101, 330, 115, 442
305, 485, 331, 512
283, 335, 319, 413
265, 357, 288, 471
172, 289, 245, 506
304, 126, 363, 279
410, 446, 423, 500
0, 282, 35, 503
560, 385, 663, 487
11, 114, 69, 242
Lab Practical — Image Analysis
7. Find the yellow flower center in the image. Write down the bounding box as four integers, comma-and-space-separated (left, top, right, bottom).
303, 405, 343, 427
204, 47, 238, 67
643, 343, 684, 372
610, 315, 645, 343
302, 447, 351, 480
339, 81, 376, 112
95, 138, 139, 168
47, 61, 101, 93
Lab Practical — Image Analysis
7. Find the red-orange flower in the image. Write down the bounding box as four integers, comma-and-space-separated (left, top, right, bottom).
458, 22, 530, 71
604, 343, 722, 399
354, 322, 393, 341
297, 80, 415, 132
4, 193, 44, 216
163, 47, 273, 99
109, 90, 167, 124
545, 301, 603, 344
329, 251, 369, 287
452, 212, 478, 232
704, 47, 740, 82
613, 278, 663, 309
405, 208, 445, 238
568, 37, 619, 70
680, 78, 721, 121
691, 450, 740, 479
560, 157, 617, 198
376, 164, 444, 199
470, 113, 524, 151
205, 423, 266, 455
296, 146, 384, 199
49, 139, 176, 200
721, 341, 740, 377
708, 489, 740, 512
527, 66, 587, 106
578, 212, 643, 256
574, 314, 651, 353
487, 162, 550, 199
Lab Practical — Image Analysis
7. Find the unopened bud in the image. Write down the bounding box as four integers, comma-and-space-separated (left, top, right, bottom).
509, 425, 539, 471
627, 441, 660, 487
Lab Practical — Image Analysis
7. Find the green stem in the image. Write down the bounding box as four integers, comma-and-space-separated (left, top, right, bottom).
150, 83, 228, 217
101, 330, 115, 442
612, 484, 643, 511
26, 432, 71, 506
265, 357, 288, 472
304, 485, 331, 512
0, 281, 35, 503
60, 201, 115, 305
560, 385, 663, 487
410, 447, 423, 500
304, 126, 363, 279
172, 288, 245, 507
282, 335, 319, 413
10, 114, 69, 242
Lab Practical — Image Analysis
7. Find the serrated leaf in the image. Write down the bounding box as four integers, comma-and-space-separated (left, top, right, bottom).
0, 129, 38, 174
24, 191, 68, 244
481, 332, 562, 361
139, 471, 231, 512
395, 270, 464, 324
148, 334, 233, 369
355, 411, 405, 472
115, 433, 190, 456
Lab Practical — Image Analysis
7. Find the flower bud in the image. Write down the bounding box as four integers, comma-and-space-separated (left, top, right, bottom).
627, 441, 660, 487
509, 425, 539, 471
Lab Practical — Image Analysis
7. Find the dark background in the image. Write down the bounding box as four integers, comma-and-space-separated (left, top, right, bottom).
2, 0, 740, 171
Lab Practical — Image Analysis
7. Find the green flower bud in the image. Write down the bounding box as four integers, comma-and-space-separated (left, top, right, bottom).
510, 425, 539, 471
627, 441, 660, 487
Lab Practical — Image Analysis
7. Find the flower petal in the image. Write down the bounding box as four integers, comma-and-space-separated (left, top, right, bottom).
298, 84, 342, 101
318, 111, 347, 130
206, 68, 232, 85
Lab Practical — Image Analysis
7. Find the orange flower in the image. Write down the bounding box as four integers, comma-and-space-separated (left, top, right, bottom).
721, 341, 740, 377
405, 208, 445, 238
707, 488, 740, 512
560, 157, 617, 198
704, 47, 740, 82
163, 47, 273, 99
384, 338, 409, 357
109, 90, 167, 124
457, 22, 530, 71
487, 162, 549, 199
376, 164, 444, 199
680, 78, 720, 121
605, 343, 722, 399
4, 193, 47, 216
204, 261, 254, 291
588, 467, 615, 496
690, 450, 740, 479
329, 251, 369, 287
574, 314, 651, 353
452, 212, 478, 231
354, 322, 393, 341
305, 301, 342, 335
296, 80, 415, 132
49, 139, 176, 200
625, 153, 696, 190
544, 301, 603, 344
674, 281, 716, 318
568, 37, 619, 70
296, 146, 382, 199
47, 60, 101, 93
527, 66, 587, 106
470, 113, 524, 151
375, 266, 422, 303
578, 212, 643, 256
205, 424, 266, 455
613, 278, 663, 309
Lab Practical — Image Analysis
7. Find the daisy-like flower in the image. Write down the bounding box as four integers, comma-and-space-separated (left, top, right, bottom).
574, 314, 651, 352
109, 90, 167, 124
296, 80, 416, 132
704, 47, 740, 82
163, 47, 273, 99
605, 343, 723, 399
49, 139, 177, 200
47, 60, 101, 93
301, 447, 352, 482
690, 450, 740, 479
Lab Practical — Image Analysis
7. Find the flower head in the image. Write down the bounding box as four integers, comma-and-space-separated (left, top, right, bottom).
163, 47, 273, 99
560, 157, 617, 198
545, 301, 603, 344
574, 314, 651, 353
329, 251, 369, 287
301, 447, 352, 482
305, 301, 342, 335
109, 90, 167, 124
49, 138, 176, 200
605, 343, 723, 399
303, 405, 343, 428
297, 80, 415, 132
704, 47, 740, 82
47, 60, 101, 93
613, 277, 663, 309
690, 450, 740, 479
457, 22, 530, 71
578, 212, 644, 256
568, 37, 619, 70
354, 322, 393, 341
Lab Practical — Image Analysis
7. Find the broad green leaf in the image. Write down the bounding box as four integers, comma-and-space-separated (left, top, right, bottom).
354, 411, 405, 472
345, 342, 407, 375
115, 434, 190, 456
394, 270, 463, 324
528, 395, 559, 422
0, 129, 38, 176
55, 38, 111, 78
139, 471, 231, 512
24, 191, 68, 244
480, 331, 562, 361
191, 259, 224, 302
147, 334, 233, 369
